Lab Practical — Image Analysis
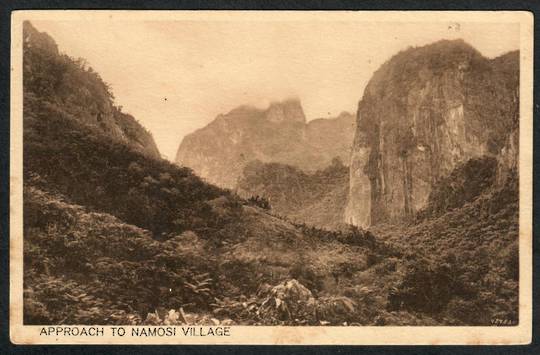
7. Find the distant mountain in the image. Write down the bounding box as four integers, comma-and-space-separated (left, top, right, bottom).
23, 88, 390, 325
305, 112, 357, 170
23, 21, 160, 158
237, 157, 349, 229
175, 99, 355, 188
346, 39, 519, 227
21, 23, 519, 327
22, 22, 395, 326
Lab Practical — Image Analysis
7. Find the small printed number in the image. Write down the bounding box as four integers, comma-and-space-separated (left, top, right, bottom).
491, 318, 517, 326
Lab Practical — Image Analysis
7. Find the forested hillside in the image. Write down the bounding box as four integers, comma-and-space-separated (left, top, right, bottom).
372, 170, 519, 324
237, 158, 349, 229
22, 23, 519, 327
22, 21, 402, 326
23, 21, 160, 158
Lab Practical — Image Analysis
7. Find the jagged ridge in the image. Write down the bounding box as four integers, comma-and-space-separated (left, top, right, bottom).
175, 99, 355, 188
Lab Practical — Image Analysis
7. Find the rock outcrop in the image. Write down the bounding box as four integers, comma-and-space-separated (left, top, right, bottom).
176, 99, 354, 188
266, 99, 307, 123
346, 40, 519, 227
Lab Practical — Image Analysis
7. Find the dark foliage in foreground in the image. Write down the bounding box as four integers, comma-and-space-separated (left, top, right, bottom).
22, 21, 519, 327
377, 171, 519, 325
24, 187, 222, 324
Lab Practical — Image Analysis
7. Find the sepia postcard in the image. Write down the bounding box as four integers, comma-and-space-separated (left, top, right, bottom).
9, 10, 533, 345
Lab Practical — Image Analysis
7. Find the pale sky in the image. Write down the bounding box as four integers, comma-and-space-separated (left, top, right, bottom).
31, 19, 519, 160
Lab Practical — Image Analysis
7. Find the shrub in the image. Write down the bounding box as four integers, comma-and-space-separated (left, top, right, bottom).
388, 258, 460, 315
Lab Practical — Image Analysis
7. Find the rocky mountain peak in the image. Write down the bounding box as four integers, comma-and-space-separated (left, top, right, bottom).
265, 98, 306, 123
175, 99, 353, 188
346, 40, 519, 228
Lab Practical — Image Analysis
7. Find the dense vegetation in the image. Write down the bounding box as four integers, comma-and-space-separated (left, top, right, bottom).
24, 187, 220, 324
24, 103, 234, 239
418, 156, 498, 219
22, 22, 519, 327
23, 185, 420, 326
23, 21, 160, 158
374, 171, 519, 325
237, 157, 349, 229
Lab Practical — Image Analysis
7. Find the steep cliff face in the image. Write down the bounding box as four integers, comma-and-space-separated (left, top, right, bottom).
23, 21, 160, 159
176, 99, 354, 188
346, 40, 519, 227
